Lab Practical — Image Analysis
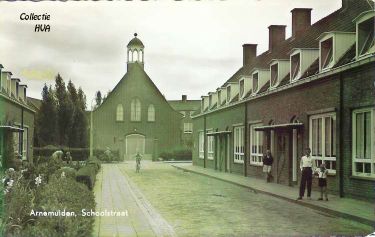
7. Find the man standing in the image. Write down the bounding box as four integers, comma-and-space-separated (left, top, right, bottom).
297, 148, 315, 200
135, 152, 142, 173
262, 150, 274, 182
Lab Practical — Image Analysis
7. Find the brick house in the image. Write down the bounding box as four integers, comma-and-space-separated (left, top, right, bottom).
92, 34, 200, 160
192, 0, 374, 199
0, 64, 36, 167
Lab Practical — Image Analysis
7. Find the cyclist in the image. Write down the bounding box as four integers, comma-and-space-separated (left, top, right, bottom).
135, 152, 142, 173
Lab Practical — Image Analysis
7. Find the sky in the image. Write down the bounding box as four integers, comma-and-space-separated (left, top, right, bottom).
0, 0, 342, 107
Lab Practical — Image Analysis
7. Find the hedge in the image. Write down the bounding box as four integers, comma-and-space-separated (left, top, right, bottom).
159, 148, 192, 161
75, 158, 101, 190
33, 147, 120, 161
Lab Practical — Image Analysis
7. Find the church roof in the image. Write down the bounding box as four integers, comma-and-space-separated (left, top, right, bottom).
127, 33, 144, 48
168, 100, 201, 111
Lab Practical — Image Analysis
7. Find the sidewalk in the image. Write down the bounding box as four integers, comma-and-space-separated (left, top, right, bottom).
172, 163, 374, 227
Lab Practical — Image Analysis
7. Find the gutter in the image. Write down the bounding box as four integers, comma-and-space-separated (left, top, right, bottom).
0, 92, 36, 113
192, 55, 375, 118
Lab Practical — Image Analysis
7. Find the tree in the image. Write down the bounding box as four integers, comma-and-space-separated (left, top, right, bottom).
76, 87, 88, 148
55, 74, 73, 146
35, 84, 57, 146
95, 91, 102, 107
67, 80, 79, 148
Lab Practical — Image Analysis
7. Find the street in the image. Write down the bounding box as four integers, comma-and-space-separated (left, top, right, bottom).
94, 161, 372, 237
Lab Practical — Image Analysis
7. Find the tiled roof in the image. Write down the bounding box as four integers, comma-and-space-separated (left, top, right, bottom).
258, 82, 270, 94
222, 1, 371, 87
334, 44, 356, 67
168, 100, 201, 111
301, 59, 320, 78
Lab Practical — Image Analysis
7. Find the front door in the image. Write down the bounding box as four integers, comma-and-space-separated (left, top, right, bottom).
126, 134, 145, 160
275, 131, 291, 185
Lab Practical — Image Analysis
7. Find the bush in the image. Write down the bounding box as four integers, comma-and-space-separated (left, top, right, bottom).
159, 148, 192, 161
76, 165, 97, 190
33, 147, 121, 162
21, 176, 95, 237
51, 167, 77, 180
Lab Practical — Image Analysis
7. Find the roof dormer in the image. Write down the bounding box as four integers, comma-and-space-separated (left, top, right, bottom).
217, 87, 227, 108
269, 59, 290, 89
1, 71, 13, 95
353, 10, 375, 59
11, 78, 20, 99
317, 32, 355, 72
226, 82, 239, 104
289, 48, 319, 82
208, 92, 218, 109
239, 76, 251, 100
251, 68, 269, 95
201, 96, 209, 112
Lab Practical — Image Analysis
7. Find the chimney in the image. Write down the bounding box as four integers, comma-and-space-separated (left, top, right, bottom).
291, 8, 312, 38
182, 95, 187, 102
268, 25, 286, 52
242, 44, 257, 66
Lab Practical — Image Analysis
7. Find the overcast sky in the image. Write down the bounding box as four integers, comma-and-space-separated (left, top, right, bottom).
0, 0, 342, 106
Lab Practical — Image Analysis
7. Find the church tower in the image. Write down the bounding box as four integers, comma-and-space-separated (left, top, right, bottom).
127, 33, 144, 71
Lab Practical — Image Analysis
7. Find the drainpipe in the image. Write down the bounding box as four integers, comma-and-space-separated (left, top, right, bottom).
204, 114, 207, 168
20, 107, 24, 159
339, 73, 344, 197
244, 103, 248, 177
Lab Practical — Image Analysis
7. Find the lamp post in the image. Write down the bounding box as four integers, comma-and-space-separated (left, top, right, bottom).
89, 98, 95, 158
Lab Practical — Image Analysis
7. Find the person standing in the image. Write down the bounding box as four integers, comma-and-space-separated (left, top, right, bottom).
317, 162, 329, 201
262, 150, 274, 182
297, 148, 315, 200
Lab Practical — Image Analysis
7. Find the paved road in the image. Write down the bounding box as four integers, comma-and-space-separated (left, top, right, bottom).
93, 163, 176, 237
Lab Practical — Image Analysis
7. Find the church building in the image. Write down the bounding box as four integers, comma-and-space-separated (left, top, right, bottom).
92, 34, 199, 160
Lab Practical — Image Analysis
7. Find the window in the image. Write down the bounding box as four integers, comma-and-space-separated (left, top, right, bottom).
270, 63, 278, 87
250, 123, 263, 165
352, 108, 374, 177
234, 126, 244, 163
22, 127, 28, 160
226, 86, 231, 103
13, 131, 20, 155
209, 95, 212, 107
147, 104, 155, 121
358, 17, 375, 56
184, 123, 193, 133
131, 98, 141, 121
252, 73, 259, 93
218, 90, 221, 106
239, 80, 244, 98
309, 113, 336, 173
116, 104, 124, 121
207, 130, 214, 160
321, 38, 334, 69
291, 53, 300, 80
198, 131, 204, 159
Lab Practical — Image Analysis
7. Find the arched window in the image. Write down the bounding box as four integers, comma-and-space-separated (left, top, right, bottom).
131, 98, 141, 121
148, 104, 155, 122
133, 50, 139, 62
139, 50, 143, 62
116, 104, 124, 121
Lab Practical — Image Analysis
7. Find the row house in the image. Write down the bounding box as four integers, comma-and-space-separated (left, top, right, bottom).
0, 64, 36, 167
192, 0, 374, 200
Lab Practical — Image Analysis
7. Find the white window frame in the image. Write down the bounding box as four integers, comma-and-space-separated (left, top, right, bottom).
270, 63, 278, 88
320, 37, 334, 70
198, 131, 204, 159
184, 123, 193, 134
352, 108, 374, 178
22, 127, 28, 160
207, 129, 214, 160
290, 52, 301, 81
233, 126, 244, 164
147, 104, 155, 122
239, 79, 245, 98
357, 15, 375, 58
226, 86, 231, 104
249, 123, 263, 166
131, 98, 141, 121
309, 113, 337, 174
116, 104, 124, 121
252, 72, 259, 94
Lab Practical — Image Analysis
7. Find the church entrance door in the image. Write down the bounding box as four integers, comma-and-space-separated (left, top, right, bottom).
125, 134, 145, 160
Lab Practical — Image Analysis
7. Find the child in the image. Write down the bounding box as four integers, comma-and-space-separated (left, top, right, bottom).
317, 162, 328, 201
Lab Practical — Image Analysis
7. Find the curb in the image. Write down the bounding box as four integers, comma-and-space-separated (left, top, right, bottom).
172, 165, 374, 227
